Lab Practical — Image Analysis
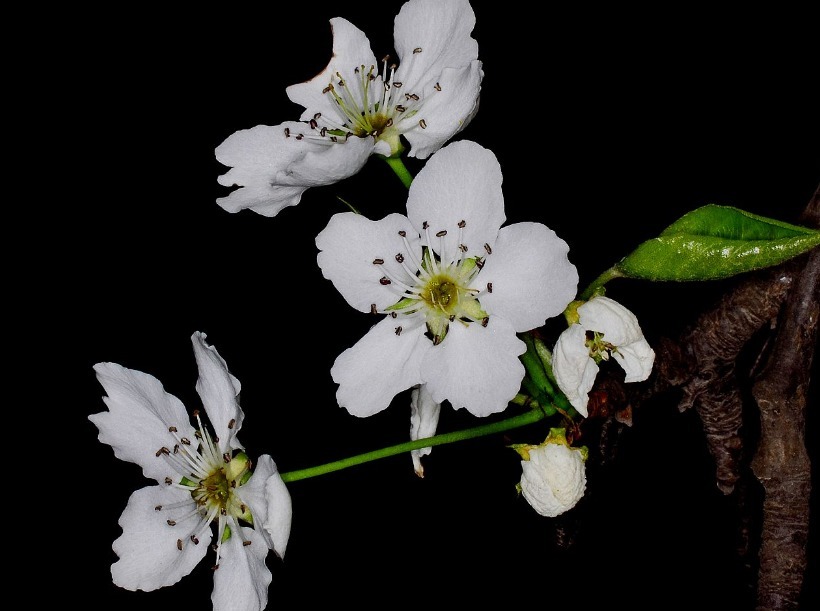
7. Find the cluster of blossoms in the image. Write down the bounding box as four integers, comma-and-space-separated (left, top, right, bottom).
92, 0, 655, 608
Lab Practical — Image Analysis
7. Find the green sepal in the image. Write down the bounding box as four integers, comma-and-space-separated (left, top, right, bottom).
616, 204, 820, 281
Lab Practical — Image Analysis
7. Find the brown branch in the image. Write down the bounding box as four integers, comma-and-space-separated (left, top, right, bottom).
750, 190, 818, 610
581, 183, 819, 608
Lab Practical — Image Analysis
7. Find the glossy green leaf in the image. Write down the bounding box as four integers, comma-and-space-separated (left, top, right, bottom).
616, 204, 820, 281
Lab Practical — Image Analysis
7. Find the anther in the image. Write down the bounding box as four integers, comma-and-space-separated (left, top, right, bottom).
370, 304, 378, 314
314, 112, 321, 119
482, 317, 489, 327
395, 326, 403, 336
295, 133, 303, 140
398, 230, 407, 237
484, 243, 492, 254
383, 82, 390, 92
167, 519, 177, 526
284, 127, 290, 137
309, 119, 318, 129
487, 282, 493, 293
181, 438, 191, 445
476, 259, 485, 269
458, 220, 466, 228
330, 136, 338, 142
380, 277, 391, 285
373, 258, 384, 265
449, 315, 456, 322
191, 535, 199, 545
390, 312, 397, 318
177, 539, 183, 551
413, 47, 422, 54
228, 418, 236, 429
422, 221, 429, 229
384, 118, 393, 128
395, 253, 404, 263
155, 505, 162, 511
320, 127, 327, 137
230, 480, 237, 488
419, 119, 427, 129
165, 477, 173, 485
173, 444, 179, 454
243, 541, 252, 546
393, 81, 403, 88
459, 244, 468, 252
405, 93, 420, 101
322, 85, 332, 94
434, 82, 442, 91
396, 105, 406, 112
436, 230, 447, 237
212, 564, 220, 571
168, 426, 178, 433
223, 453, 231, 464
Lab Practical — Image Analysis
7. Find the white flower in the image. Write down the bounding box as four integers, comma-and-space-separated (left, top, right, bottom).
215, 0, 483, 218
516, 430, 587, 518
88, 332, 292, 611
409, 383, 441, 477
316, 140, 579, 418
552, 295, 655, 417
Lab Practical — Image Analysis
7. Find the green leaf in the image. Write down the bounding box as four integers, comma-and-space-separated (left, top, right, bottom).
616, 204, 820, 281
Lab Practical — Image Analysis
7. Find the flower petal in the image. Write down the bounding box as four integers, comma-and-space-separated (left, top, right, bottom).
421, 316, 525, 416
215, 122, 372, 217
316, 212, 422, 313
393, 0, 478, 93
331, 316, 430, 417
90, 362, 196, 484
286, 17, 377, 121
409, 383, 441, 477
264, 469, 294, 559
520, 443, 586, 517
577, 295, 645, 347
234, 454, 292, 558
401, 62, 483, 160
406, 140, 505, 262
614, 337, 656, 383
552, 325, 598, 417
191, 332, 243, 452
211, 525, 271, 611
111, 485, 210, 591
478, 222, 579, 332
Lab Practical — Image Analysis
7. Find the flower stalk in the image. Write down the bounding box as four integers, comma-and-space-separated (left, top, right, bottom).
280, 406, 548, 483
381, 155, 414, 189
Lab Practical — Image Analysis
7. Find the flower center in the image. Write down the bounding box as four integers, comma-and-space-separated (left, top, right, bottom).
585, 331, 617, 363
374, 220, 491, 345
153, 411, 254, 570
311, 57, 424, 156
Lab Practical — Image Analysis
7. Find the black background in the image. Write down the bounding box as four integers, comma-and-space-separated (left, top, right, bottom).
59, 2, 819, 608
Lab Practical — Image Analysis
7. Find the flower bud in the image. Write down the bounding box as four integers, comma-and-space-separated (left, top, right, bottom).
514, 429, 586, 517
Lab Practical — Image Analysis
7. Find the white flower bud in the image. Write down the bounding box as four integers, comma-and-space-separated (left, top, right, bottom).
519, 441, 586, 517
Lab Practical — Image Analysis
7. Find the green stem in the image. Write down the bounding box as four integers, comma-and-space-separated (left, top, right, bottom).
280, 406, 547, 483
579, 265, 625, 301
382, 156, 414, 189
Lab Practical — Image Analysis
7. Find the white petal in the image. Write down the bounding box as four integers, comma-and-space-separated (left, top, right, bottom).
421, 316, 525, 417
264, 470, 293, 559
409, 384, 441, 477
402, 62, 483, 160
316, 212, 422, 313
331, 316, 430, 417
552, 325, 598, 417
211, 526, 271, 611
192, 332, 243, 452
406, 140, 505, 261
111, 485, 210, 591
613, 337, 656, 383
393, 0, 478, 94
233, 454, 292, 559
286, 17, 377, 121
215, 122, 372, 217
520, 443, 586, 517
90, 362, 196, 484
577, 296, 644, 347
478, 222, 579, 332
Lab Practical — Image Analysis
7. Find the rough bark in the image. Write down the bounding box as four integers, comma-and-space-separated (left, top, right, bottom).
580, 183, 819, 608
750, 191, 819, 611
